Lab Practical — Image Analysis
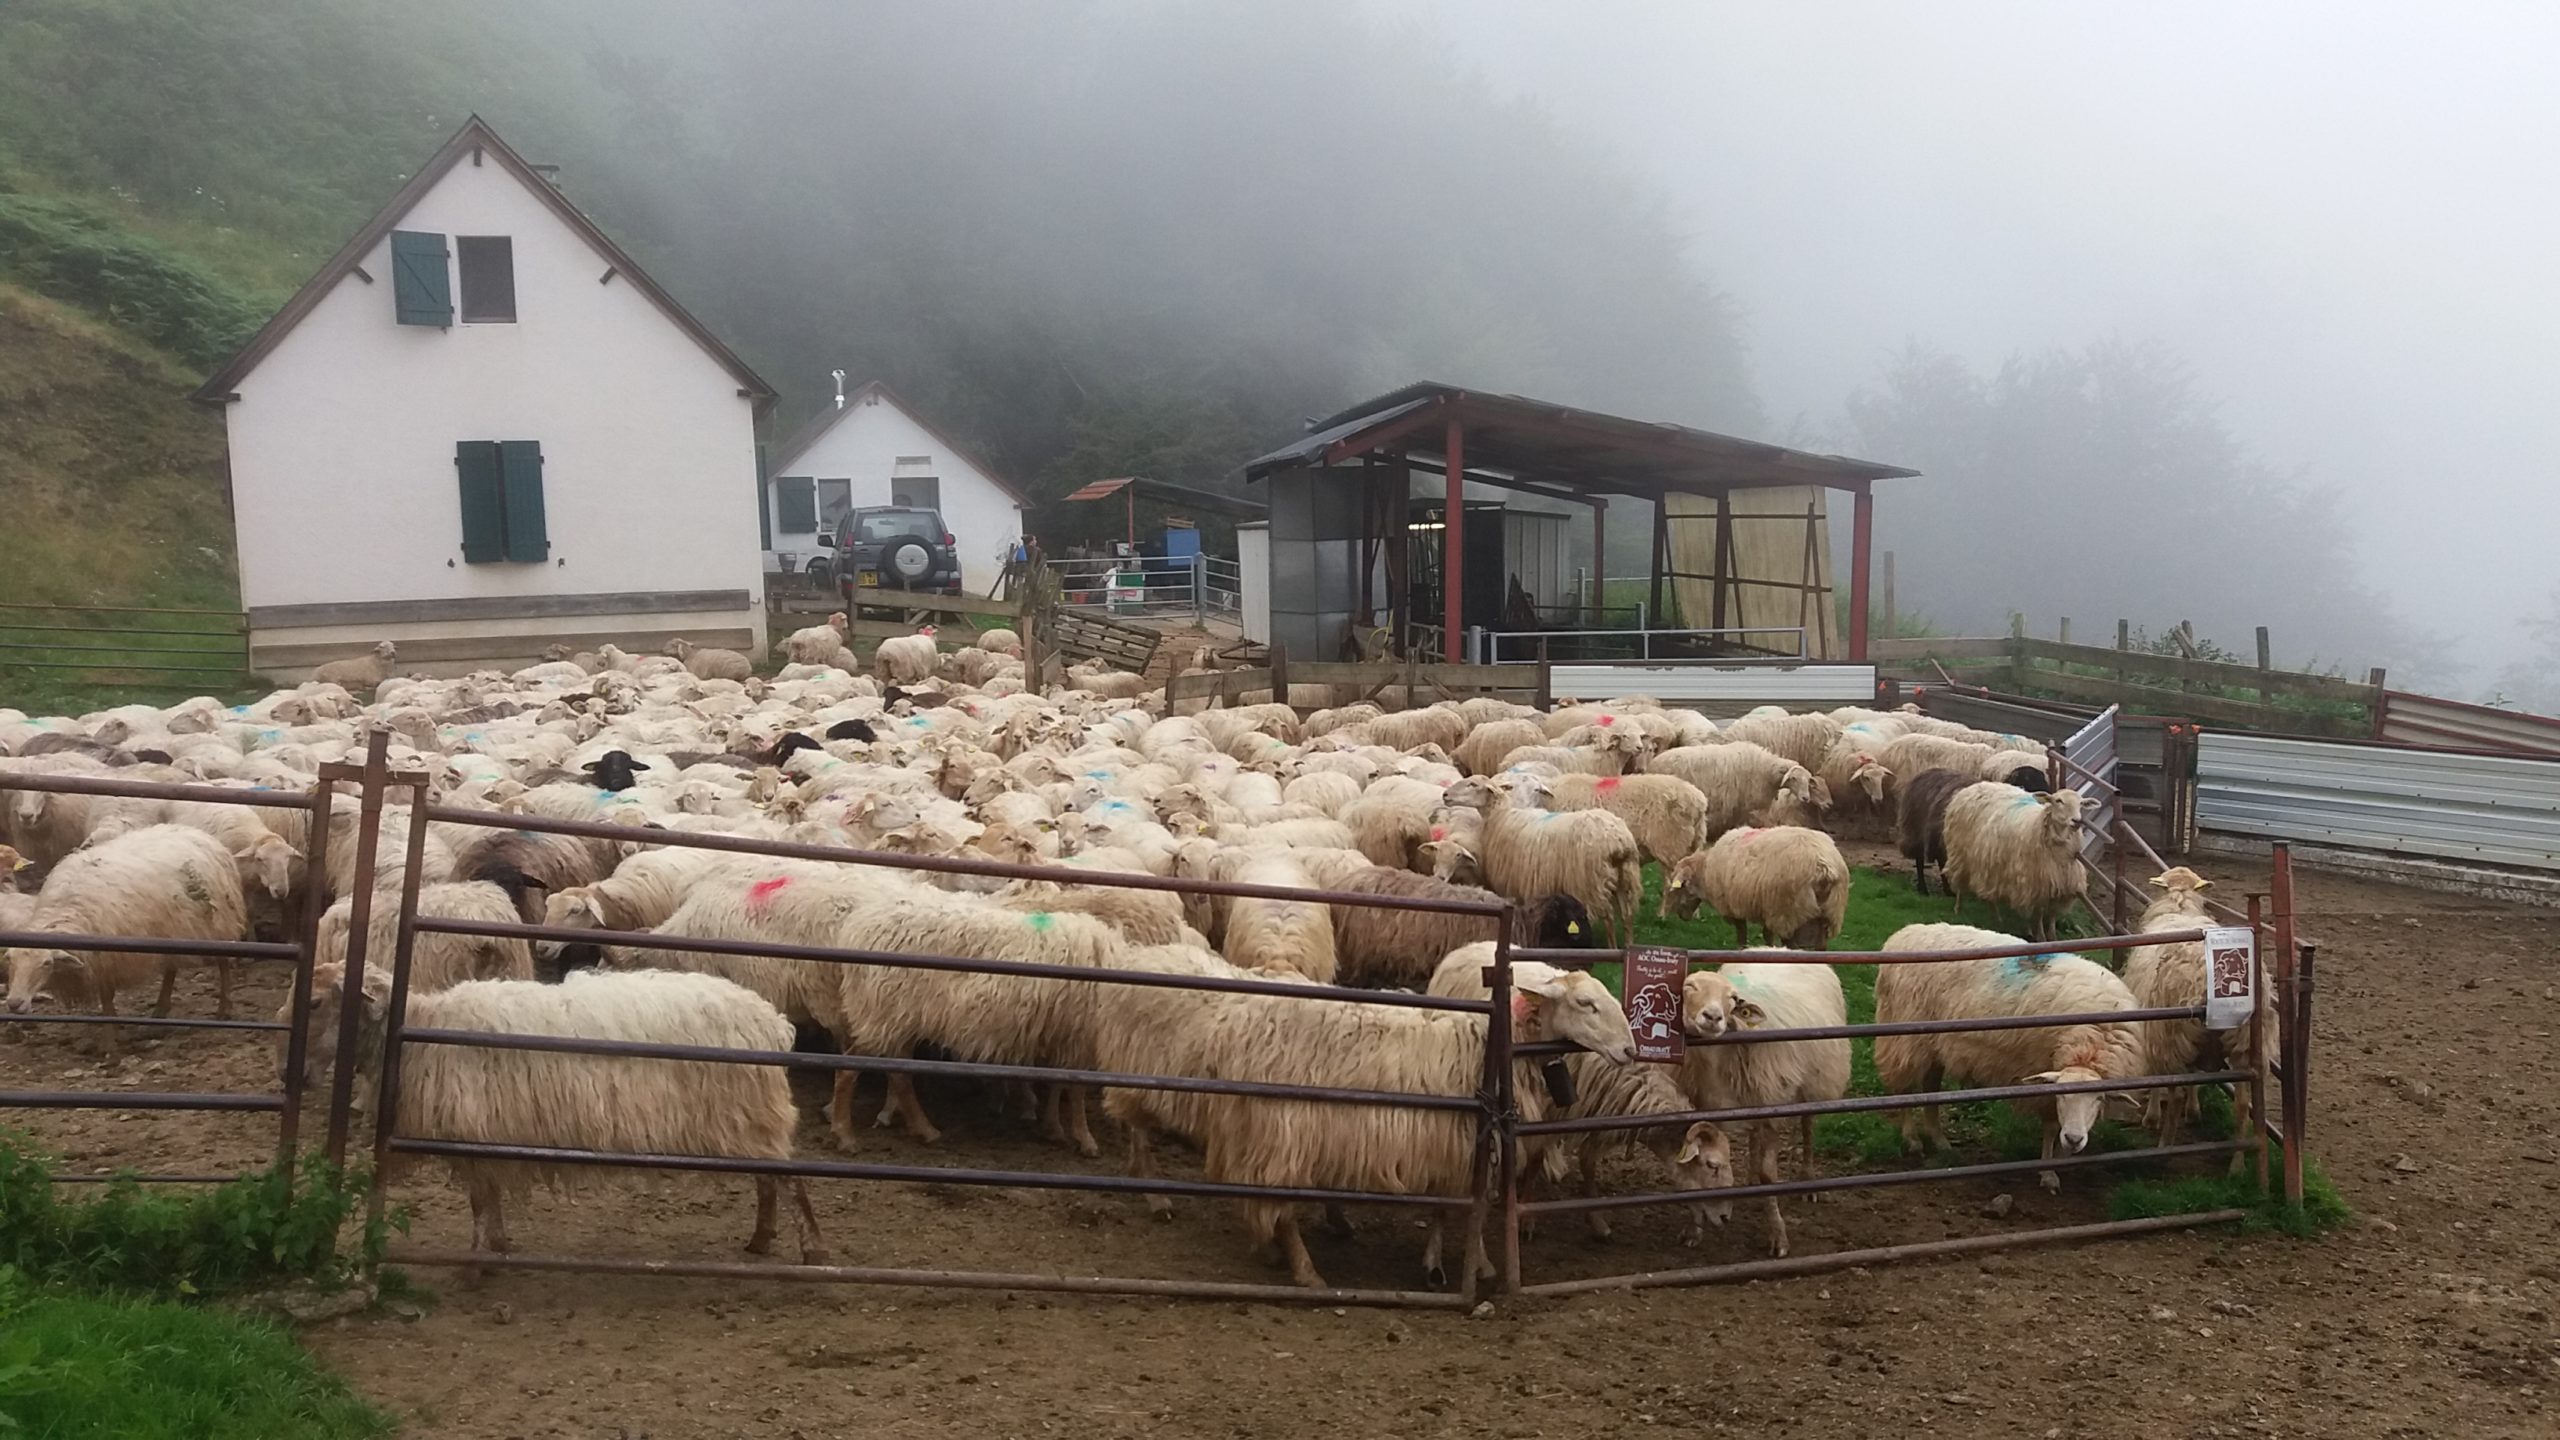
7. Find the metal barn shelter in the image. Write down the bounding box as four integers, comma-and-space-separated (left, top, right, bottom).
1242, 382, 1916, 663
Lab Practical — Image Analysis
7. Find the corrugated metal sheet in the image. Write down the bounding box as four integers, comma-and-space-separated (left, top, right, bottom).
1553, 663, 1875, 716
1917, 689, 2090, 746
1503, 511, 1571, 610
2063, 706, 2120, 871
2376, 690, 2560, 757
2195, 731, 2560, 872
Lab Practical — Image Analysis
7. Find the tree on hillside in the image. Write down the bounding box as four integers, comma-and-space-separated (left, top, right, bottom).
1843, 339, 2419, 674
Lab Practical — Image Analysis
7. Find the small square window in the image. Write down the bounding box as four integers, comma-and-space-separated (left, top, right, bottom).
457, 236, 516, 322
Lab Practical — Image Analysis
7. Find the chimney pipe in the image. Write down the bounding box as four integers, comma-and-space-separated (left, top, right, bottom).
831, 370, 847, 410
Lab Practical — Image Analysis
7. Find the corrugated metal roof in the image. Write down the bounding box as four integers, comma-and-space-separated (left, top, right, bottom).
2196, 731, 2560, 872
1063, 476, 1140, 502
1242, 382, 1916, 498
2376, 690, 2560, 757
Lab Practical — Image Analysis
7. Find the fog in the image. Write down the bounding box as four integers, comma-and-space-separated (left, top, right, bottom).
464, 0, 2552, 689
1380, 1, 2560, 686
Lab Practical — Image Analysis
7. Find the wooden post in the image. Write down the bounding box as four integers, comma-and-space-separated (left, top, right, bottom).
2255, 625, 2272, 702
2115, 618, 2130, 687
1649, 499, 1671, 636
1589, 498, 1606, 627
1269, 643, 1289, 710
1880, 549, 1896, 640
2008, 612, 2027, 693
1536, 635, 1553, 710
1843, 484, 1884, 661
2058, 616, 2071, 646
1707, 494, 1731, 635
1442, 416, 1466, 649
1357, 457, 1376, 625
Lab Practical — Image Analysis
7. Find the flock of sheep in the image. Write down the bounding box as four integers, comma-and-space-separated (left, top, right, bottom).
0, 620, 2267, 1290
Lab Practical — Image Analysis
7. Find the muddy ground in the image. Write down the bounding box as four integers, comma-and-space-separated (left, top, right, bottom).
5, 856, 2553, 1438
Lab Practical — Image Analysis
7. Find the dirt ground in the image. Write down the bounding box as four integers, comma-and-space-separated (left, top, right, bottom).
5, 856, 2554, 1439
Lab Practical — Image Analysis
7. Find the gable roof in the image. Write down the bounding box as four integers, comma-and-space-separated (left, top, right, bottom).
193, 115, 775, 408
765, 380, 1029, 505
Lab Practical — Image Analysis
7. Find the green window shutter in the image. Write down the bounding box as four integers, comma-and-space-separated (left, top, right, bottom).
776, 476, 817, 533
391, 231, 452, 326
498, 441, 548, 561
455, 441, 505, 561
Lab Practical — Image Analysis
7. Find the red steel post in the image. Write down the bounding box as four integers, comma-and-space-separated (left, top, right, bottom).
1442, 415, 1466, 650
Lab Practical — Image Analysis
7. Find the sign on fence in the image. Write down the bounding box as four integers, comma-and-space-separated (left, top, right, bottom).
2203, 926, 2257, 1031
1622, 947, 1687, 1063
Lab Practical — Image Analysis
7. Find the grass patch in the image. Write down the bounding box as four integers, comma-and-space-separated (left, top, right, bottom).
2106, 1159, 2349, 1238
0, 1141, 392, 1300
0, 1268, 393, 1439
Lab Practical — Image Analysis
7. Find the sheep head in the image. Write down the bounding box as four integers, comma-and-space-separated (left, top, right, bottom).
1666, 1122, 1735, 1227
373, 640, 399, 661
2019, 1065, 2112, 1155
2035, 789, 2091, 845
1515, 964, 1636, 1064
1679, 970, 1767, 1038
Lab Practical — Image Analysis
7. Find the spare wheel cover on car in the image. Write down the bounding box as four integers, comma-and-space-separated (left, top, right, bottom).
887, 539, 933, 579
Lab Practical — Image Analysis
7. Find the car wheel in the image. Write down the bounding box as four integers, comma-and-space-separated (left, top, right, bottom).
885, 540, 933, 583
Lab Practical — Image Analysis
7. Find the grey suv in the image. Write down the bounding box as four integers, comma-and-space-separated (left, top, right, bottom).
828, 506, 964, 597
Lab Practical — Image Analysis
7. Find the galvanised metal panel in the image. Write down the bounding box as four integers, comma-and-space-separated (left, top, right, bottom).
1918, 690, 2088, 746
2062, 706, 2119, 871
2377, 690, 2560, 758
2196, 731, 2560, 871
1553, 663, 1875, 716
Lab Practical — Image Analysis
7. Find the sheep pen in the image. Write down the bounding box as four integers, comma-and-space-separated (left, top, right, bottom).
0, 671, 2355, 1352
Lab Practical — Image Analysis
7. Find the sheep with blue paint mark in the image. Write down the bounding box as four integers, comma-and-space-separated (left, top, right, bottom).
2123, 866, 2269, 1170
1678, 959, 1852, 1256
1875, 922, 2152, 1192
1435, 772, 1642, 945
1941, 783, 2091, 940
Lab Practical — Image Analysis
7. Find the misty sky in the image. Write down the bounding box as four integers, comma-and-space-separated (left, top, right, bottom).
1378, 0, 2559, 673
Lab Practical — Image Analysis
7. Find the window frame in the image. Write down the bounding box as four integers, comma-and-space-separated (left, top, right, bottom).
455, 235, 518, 324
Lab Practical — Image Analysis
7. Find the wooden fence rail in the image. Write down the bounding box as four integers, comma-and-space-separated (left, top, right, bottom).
1872, 628, 2383, 736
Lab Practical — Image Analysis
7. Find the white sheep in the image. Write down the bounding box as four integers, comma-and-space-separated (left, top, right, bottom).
666, 637, 755, 682
313, 880, 536, 998
977, 627, 1022, 657
1539, 772, 1712, 868
1453, 718, 1547, 776
874, 627, 942, 684
1643, 741, 1817, 841
1429, 945, 1733, 1246
1678, 962, 1852, 1257
309, 640, 400, 693
2122, 867, 2267, 1170
1172, 955, 1638, 1288
1941, 784, 2090, 940
3, 824, 249, 1048
1437, 775, 1642, 945
290, 963, 825, 1268
777, 612, 854, 668
1661, 825, 1849, 946
1876, 923, 2151, 1191
1219, 852, 1337, 983
1710, 711, 1843, 772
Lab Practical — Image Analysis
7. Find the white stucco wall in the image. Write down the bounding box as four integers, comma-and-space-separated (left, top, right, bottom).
764, 392, 1024, 594
221, 160, 764, 626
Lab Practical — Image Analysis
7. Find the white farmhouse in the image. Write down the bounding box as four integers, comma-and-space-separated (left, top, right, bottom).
195, 116, 774, 677
761, 380, 1027, 596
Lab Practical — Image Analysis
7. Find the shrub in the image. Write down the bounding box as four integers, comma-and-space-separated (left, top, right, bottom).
0, 192, 267, 367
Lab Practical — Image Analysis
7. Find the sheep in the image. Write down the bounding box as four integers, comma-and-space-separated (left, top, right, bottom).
313, 880, 537, 1001
2122, 867, 2267, 1170
1438, 776, 1642, 945
827, 895, 1125, 1153
1812, 743, 1896, 839
1942, 784, 2091, 940
1279, 770, 1361, 817
1453, 718, 1547, 776
1338, 706, 1468, 755
1427, 947, 1733, 1247
3, 824, 249, 1049
309, 640, 400, 693
989, 877, 1190, 944
1661, 826, 1848, 947
1979, 749, 2053, 790
1893, 767, 1980, 895
1220, 852, 1336, 983
977, 627, 1022, 658
1876, 732, 2002, 792
1875, 923, 2151, 1191
1645, 741, 1816, 842
1340, 776, 1445, 871
666, 637, 755, 682
1493, 741, 1636, 778
1678, 962, 1852, 1256
289, 963, 825, 1268
778, 612, 854, 668
1711, 711, 1843, 771
1301, 703, 1381, 739
1329, 870, 1593, 990
874, 627, 942, 684
1174, 954, 1638, 1288
1539, 772, 1712, 868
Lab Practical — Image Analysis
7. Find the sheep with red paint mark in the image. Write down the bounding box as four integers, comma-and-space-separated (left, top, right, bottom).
1661, 825, 1849, 946
1536, 771, 1712, 869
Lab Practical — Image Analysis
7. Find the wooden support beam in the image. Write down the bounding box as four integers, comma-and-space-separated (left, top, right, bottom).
1442, 416, 1466, 649
1847, 488, 1874, 662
